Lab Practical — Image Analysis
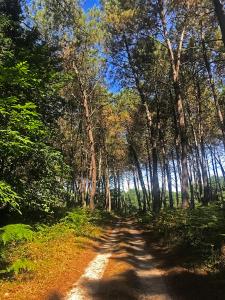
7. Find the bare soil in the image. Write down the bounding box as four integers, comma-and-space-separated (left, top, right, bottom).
72, 218, 225, 300
77, 219, 171, 299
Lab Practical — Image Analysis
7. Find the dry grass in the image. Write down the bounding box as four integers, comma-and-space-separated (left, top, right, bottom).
0, 230, 101, 300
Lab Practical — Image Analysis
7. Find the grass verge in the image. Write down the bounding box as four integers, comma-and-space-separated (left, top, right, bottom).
0, 208, 109, 300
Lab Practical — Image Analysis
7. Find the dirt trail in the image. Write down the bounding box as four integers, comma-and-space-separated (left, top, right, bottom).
66, 219, 171, 300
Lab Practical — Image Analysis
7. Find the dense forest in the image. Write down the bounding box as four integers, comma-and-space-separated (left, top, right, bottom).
0, 0, 225, 299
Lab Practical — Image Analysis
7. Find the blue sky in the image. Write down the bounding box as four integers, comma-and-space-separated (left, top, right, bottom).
83, 0, 100, 11
82, 1, 120, 93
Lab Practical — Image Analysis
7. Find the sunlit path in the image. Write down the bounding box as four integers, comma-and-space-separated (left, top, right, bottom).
66, 220, 171, 300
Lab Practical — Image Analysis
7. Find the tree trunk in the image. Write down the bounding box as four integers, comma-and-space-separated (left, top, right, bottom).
174, 82, 190, 208
113, 169, 118, 210
161, 161, 166, 208
196, 79, 211, 204
145, 163, 152, 209
123, 34, 160, 213
172, 151, 180, 207
73, 63, 97, 210
162, 144, 174, 208
105, 163, 111, 212
117, 171, 121, 210
213, 0, 225, 47
84, 91, 97, 211
133, 170, 142, 211
188, 159, 195, 209
129, 144, 148, 212
201, 28, 225, 148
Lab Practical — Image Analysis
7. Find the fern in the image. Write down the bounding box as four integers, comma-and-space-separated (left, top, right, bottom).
0, 224, 34, 245
63, 209, 89, 229
4, 259, 35, 275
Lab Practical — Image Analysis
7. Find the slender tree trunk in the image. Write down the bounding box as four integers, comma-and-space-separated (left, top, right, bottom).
81, 177, 87, 208
113, 169, 118, 210
105, 163, 111, 212
83, 92, 96, 210
73, 63, 97, 210
166, 160, 174, 209
162, 145, 174, 208
210, 146, 220, 201
206, 153, 213, 202
200, 139, 210, 204
185, 98, 203, 202
161, 161, 166, 208
210, 146, 224, 201
97, 150, 102, 196
215, 156, 224, 202
201, 28, 225, 149
129, 144, 148, 212
123, 34, 160, 213
159, 1, 189, 207
117, 171, 121, 210
213, 0, 225, 47
196, 79, 211, 204
188, 160, 195, 208
215, 148, 225, 181
145, 163, 152, 209
133, 170, 142, 211
174, 82, 190, 208
146, 135, 154, 202
172, 150, 179, 207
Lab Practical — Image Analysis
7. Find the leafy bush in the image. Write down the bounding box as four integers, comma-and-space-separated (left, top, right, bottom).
63, 208, 89, 229
0, 208, 103, 276
0, 181, 21, 212
0, 224, 34, 245
1, 259, 35, 276
35, 223, 73, 242
62, 208, 100, 237
140, 204, 225, 270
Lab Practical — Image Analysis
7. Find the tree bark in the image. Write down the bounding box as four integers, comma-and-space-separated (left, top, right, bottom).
201, 28, 225, 148
129, 144, 148, 212
133, 170, 142, 211
213, 0, 225, 47
171, 151, 180, 207
123, 33, 161, 213
73, 63, 97, 210
105, 162, 111, 212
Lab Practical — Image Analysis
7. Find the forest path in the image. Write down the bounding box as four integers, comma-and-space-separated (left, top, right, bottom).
66, 219, 171, 300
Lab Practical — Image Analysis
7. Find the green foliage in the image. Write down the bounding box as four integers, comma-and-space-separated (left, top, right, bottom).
0, 208, 102, 277
35, 223, 73, 242
4, 259, 35, 276
63, 208, 89, 227
0, 224, 34, 245
140, 204, 225, 270
0, 0, 69, 219
0, 181, 21, 211
62, 208, 99, 237
0, 91, 68, 215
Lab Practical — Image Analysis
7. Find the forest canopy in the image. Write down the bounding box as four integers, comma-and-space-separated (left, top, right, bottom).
0, 0, 224, 218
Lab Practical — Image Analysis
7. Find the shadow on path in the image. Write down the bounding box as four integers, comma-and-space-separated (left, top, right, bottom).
80, 219, 171, 299
62, 218, 225, 299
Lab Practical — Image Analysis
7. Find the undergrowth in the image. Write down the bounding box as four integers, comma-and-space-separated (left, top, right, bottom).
0, 208, 106, 277
138, 204, 225, 271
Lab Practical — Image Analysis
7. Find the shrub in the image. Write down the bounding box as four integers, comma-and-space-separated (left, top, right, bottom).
0, 224, 34, 245
1, 259, 35, 276
62, 208, 100, 237
140, 204, 225, 270
0, 181, 21, 212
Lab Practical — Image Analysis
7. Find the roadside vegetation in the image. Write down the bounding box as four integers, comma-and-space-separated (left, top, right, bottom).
0, 209, 109, 299
139, 203, 225, 273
